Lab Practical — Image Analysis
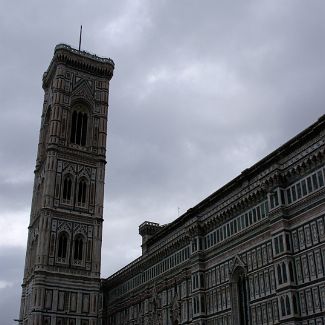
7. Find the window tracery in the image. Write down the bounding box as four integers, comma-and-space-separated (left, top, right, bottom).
62, 175, 73, 203
58, 232, 68, 261
70, 105, 88, 146
77, 178, 87, 207
74, 235, 84, 262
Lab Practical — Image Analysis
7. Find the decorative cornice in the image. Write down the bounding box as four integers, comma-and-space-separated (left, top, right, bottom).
43, 44, 114, 88
144, 116, 325, 247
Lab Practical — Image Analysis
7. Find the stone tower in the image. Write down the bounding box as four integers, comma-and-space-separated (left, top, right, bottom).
19, 44, 114, 325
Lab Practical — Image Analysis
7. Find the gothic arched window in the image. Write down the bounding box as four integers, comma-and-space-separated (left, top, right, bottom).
280, 297, 285, 316
70, 108, 88, 146
289, 261, 294, 282
62, 175, 72, 203
282, 263, 287, 283
293, 294, 298, 314
74, 236, 84, 261
277, 264, 283, 285
77, 179, 87, 206
285, 295, 291, 315
58, 233, 68, 259
230, 266, 248, 325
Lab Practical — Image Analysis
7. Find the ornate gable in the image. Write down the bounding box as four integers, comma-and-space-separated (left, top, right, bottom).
230, 255, 246, 274
71, 79, 95, 105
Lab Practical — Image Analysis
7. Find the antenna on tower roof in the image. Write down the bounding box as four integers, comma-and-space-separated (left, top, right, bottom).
78, 25, 83, 51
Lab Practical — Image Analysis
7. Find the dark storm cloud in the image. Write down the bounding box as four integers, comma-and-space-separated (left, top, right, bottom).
1, 0, 325, 323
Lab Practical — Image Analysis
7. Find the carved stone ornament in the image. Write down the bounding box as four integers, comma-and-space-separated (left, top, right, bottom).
230, 255, 247, 277
71, 80, 95, 105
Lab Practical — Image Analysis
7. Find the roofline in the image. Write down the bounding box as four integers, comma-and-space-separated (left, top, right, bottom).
104, 115, 325, 283
145, 114, 325, 245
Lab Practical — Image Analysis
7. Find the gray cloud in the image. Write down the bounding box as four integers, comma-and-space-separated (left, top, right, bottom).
0, 247, 25, 323
1, 0, 325, 323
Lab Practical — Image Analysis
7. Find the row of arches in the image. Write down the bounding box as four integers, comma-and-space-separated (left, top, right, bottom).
280, 294, 298, 317
57, 232, 85, 262
277, 261, 295, 285
41, 104, 91, 153
70, 110, 88, 146
62, 176, 89, 207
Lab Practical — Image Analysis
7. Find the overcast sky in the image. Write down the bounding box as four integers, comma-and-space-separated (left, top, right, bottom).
1, 0, 325, 323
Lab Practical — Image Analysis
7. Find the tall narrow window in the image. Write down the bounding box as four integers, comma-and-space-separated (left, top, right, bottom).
58, 233, 68, 259
62, 176, 72, 202
277, 265, 283, 285
230, 266, 249, 325
77, 179, 87, 206
293, 295, 298, 314
81, 113, 88, 146
282, 263, 287, 283
70, 111, 77, 143
289, 262, 295, 282
74, 236, 83, 261
70, 109, 88, 146
285, 296, 291, 315
280, 297, 285, 316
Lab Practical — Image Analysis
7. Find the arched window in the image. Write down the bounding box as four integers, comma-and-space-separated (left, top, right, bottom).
62, 176, 72, 202
230, 266, 249, 325
58, 233, 68, 259
285, 295, 291, 315
277, 264, 283, 285
74, 236, 84, 261
289, 261, 294, 282
70, 109, 88, 146
293, 294, 298, 314
77, 179, 87, 206
280, 297, 285, 316
282, 263, 287, 283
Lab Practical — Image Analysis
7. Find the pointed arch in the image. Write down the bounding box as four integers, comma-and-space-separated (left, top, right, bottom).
70, 103, 89, 146
289, 261, 294, 282
57, 232, 69, 260
280, 297, 285, 316
282, 262, 288, 283
73, 235, 84, 261
285, 295, 291, 315
293, 294, 298, 314
62, 174, 73, 203
277, 264, 283, 284
230, 263, 249, 325
77, 177, 88, 207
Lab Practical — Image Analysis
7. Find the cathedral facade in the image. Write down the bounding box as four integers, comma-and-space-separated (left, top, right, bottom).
101, 116, 325, 325
20, 45, 325, 325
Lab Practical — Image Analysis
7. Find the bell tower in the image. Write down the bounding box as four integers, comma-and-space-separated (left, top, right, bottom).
19, 44, 114, 325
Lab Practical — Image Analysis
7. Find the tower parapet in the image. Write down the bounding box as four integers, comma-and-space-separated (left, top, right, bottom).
43, 44, 114, 88
139, 221, 165, 254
